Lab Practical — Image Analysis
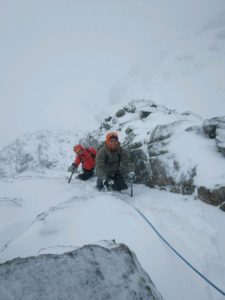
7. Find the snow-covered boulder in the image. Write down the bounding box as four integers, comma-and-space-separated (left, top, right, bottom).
0, 243, 163, 300
0, 130, 78, 178
198, 186, 225, 206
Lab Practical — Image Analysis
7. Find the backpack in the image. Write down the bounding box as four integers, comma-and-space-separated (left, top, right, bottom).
86, 148, 96, 159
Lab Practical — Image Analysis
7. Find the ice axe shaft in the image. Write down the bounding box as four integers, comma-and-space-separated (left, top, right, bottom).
130, 178, 133, 197
68, 168, 75, 183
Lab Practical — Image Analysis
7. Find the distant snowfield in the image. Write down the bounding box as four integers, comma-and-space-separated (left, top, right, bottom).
0, 172, 225, 300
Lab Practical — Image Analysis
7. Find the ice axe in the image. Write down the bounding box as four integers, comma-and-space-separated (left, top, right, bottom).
128, 172, 135, 197
130, 177, 134, 197
68, 166, 77, 183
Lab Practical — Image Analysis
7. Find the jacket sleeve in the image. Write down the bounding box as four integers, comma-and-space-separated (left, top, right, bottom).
73, 156, 81, 167
96, 147, 107, 180
119, 148, 134, 177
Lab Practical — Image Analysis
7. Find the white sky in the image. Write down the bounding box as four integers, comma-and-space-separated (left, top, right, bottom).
0, 0, 224, 148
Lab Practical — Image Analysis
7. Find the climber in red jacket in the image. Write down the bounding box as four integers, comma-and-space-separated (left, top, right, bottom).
68, 144, 97, 180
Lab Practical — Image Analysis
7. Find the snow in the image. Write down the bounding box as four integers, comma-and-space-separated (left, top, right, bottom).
169, 129, 225, 187
0, 173, 225, 300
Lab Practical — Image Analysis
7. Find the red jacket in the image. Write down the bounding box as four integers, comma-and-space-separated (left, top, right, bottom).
73, 147, 97, 171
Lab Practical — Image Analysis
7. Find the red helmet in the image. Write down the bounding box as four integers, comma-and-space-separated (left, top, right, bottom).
73, 144, 84, 153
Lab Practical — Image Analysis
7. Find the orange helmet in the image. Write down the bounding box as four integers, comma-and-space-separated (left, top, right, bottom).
105, 132, 119, 146
73, 144, 84, 153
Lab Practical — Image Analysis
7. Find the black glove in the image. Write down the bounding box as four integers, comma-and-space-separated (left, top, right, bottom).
72, 163, 77, 171
128, 172, 135, 181
104, 179, 114, 189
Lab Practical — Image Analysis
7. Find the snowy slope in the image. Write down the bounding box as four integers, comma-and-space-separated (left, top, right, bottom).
0, 174, 225, 300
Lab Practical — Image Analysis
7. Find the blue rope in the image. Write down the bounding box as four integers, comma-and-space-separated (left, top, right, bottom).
130, 204, 225, 297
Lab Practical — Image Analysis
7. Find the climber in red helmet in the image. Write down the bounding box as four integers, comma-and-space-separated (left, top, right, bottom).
68, 144, 97, 180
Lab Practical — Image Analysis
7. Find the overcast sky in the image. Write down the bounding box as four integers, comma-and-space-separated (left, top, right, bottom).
0, 0, 224, 148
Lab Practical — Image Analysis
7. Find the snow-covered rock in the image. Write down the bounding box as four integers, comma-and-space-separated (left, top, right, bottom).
0, 243, 163, 300
0, 130, 78, 178
82, 100, 225, 207
203, 116, 225, 156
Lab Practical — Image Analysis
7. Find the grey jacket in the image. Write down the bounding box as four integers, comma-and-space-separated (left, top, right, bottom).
96, 143, 133, 180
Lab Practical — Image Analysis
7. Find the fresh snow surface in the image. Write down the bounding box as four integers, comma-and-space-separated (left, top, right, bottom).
0, 172, 225, 300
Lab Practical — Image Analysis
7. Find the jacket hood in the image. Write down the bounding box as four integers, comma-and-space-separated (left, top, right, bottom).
105, 132, 119, 148
73, 144, 85, 153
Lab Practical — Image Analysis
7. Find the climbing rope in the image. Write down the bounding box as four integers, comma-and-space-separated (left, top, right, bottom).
126, 201, 225, 297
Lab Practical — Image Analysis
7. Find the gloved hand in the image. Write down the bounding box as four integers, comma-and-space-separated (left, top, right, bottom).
104, 179, 114, 189
67, 164, 75, 172
128, 172, 135, 181
71, 163, 77, 172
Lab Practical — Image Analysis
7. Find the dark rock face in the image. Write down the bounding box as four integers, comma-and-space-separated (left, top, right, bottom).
220, 202, 225, 212
116, 109, 126, 118
216, 123, 225, 156
140, 111, 151, 119
203, 117, 219, 138
0, 244, 163, 300
149, 157, 195, 195
203, 117, 225, 156
105, 116, 112, 122
149, 157, 175, 187
124, 104, 136, 113
198, 186, 225, 206
130, 149, 152, 185
149, 121, 182, 143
